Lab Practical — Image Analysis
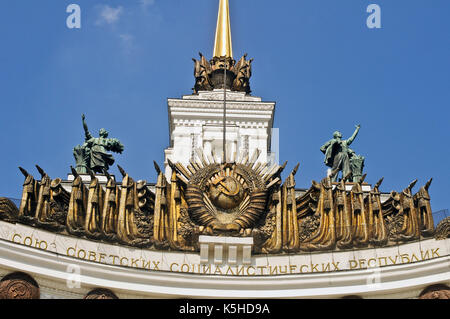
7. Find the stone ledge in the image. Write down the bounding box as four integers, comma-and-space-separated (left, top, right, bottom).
0, 237, 448, 298
67, 174, 115, 183
181, 90, 263, 102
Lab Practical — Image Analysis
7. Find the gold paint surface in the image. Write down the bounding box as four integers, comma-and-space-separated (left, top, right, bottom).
213, 0, 233, 58
209, 175, 244, 210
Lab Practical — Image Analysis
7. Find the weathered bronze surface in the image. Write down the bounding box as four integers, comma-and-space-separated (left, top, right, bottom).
366, 177, 388, 246
419, 285, 450, 299
419, 289, 450, 299
191, 0, 255, 94
166, 155, 284, 252
300, 177, 336, 251
395, 179, 420, 241
232, 53, 253, 94
0, 150, 439, 254
73, 114, 124, 174
321, 125, 364, 182
0, 273, 39, 299
84, 168, 104, 239
192, 53, 253, 93
414, 178, 434, 236
102, 170, 119, 240
434, 217, 450, 240
18, 167, 37, 220
67, 166, 88, 235
0, 197, 19, 223
351, 174, 369, 247
115, 166, 153, 247
14, 165, 69, 231
335, 173, 353, 249
192, 0, 253, 94
84, 288, 118, 299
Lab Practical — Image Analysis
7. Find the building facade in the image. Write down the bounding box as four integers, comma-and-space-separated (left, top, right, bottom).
0, 0, 449, 299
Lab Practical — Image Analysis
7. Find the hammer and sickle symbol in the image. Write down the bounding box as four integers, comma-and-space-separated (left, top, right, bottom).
212, 176, 240, 197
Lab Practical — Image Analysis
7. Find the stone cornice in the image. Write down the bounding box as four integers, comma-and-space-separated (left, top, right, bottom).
167, 96, 276, 144
168, 99, 275, 112
0, 222, 448, 298
181, 90, 265, 102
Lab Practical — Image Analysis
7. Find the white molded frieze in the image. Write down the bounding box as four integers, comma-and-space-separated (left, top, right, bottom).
182, 90, 263, 102
199, 236, 254, 265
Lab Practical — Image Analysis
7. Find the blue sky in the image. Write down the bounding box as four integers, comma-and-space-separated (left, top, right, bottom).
0, 0, 448, 213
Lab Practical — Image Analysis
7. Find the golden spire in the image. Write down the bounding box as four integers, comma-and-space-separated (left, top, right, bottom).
213, 0, 233, 58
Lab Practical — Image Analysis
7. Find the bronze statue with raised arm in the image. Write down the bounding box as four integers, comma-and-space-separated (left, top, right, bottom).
320, 124, 363, 182
73, 114, 124, 174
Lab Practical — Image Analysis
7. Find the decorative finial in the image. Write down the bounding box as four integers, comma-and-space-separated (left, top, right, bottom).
213, 0, 233, 58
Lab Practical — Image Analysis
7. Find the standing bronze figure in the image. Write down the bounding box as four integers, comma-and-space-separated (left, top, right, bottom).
320, 124, 363, 182
73, 114, 124, 174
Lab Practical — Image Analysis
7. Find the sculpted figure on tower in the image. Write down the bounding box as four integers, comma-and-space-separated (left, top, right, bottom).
320, 125, 364, 182
73, 114, 124, 174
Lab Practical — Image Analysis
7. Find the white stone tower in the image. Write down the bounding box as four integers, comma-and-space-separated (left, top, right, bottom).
164, 0, 276, 177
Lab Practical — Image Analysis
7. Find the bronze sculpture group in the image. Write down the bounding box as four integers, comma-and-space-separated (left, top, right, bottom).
0, 147, 443, 253
192, 52, 253, 94
73, 114, 124, 174
321, 124, 365, 183
0, 116, 447, 253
